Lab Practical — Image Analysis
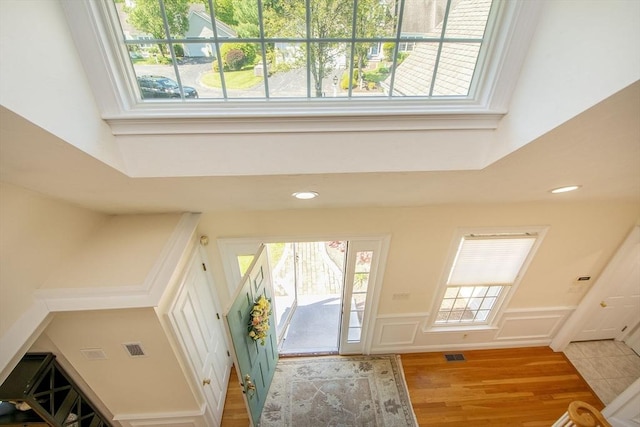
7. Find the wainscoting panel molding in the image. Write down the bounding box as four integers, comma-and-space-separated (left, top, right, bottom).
496, 309, 571, 340
379, 322, 420, 346
371, 307, 576, 353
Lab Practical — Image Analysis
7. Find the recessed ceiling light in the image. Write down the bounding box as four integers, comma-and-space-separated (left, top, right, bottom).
550, 185, 581, 194
292, 191, 319, 200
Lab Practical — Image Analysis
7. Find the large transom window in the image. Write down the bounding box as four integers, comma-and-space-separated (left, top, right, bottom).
110, 0, 496, 102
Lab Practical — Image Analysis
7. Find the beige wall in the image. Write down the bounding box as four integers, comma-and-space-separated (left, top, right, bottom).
200, 201, 640, 314
43, 213, 184, 289
0, 182, 106, 336
43, 308, 198, 415
1, 188, 195, 417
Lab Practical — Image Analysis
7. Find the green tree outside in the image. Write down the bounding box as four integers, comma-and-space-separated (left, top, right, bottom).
126, 0, 190, 56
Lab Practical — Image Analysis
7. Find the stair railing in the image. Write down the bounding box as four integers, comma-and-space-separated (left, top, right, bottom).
553, 401, 612, 427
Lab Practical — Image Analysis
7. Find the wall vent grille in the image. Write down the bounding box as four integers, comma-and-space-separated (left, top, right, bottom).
123, 342, 147, 357
80, 348, 107, 360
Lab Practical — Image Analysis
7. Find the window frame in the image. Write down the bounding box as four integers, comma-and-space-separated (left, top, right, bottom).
61, 0, 542, 135
427, 226, 548, 330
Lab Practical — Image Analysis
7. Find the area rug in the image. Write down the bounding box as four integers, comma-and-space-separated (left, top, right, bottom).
260, 354, 418, 426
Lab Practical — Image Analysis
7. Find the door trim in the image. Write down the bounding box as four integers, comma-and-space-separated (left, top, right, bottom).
551, 225, 640, 351
166, 244, 232, 426
218, 234, 391, 355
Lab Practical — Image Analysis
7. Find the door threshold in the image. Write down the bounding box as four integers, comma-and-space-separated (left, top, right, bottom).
279, 350, 338, 358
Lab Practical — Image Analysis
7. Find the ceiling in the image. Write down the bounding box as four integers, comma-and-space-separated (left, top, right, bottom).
0, 81, 638, 214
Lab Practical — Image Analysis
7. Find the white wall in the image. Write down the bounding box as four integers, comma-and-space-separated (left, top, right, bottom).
0, 0, 124, 171
2, 0, 637, 180
489, 0, 640, 165
111, 0, 639, 178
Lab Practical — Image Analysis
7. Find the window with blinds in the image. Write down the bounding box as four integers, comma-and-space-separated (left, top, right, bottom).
435, 233, 539, 325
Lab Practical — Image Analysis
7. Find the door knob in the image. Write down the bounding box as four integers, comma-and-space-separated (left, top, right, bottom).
600, 301, 607, 308
202, 378, 211, 386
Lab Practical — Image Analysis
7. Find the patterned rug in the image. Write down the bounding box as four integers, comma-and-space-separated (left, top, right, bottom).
260, 354, 418, 426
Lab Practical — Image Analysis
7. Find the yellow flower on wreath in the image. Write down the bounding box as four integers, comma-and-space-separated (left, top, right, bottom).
248, 295, 272, 345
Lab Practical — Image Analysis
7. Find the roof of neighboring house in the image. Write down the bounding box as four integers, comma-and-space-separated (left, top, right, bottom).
114, 2, 237, 40
399, 0, 452, 35
187, 4, 237, 39
386, 0, 492, 96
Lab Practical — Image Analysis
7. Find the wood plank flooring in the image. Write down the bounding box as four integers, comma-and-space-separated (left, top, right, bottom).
221, 346, 603, 426
401, 346, 603, 426
221, 366, 250, 427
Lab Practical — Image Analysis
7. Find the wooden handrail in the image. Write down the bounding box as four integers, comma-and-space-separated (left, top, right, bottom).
567, 401, 611, 427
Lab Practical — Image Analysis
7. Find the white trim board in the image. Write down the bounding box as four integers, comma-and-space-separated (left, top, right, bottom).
113, 405, 207, 427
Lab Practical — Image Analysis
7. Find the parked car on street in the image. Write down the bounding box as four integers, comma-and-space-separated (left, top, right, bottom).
137, 75, 199, 99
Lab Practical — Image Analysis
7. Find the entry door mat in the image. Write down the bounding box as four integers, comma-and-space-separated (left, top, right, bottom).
260, 354, 418, 426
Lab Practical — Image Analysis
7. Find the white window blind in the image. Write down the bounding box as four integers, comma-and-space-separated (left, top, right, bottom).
447, 235, 537, 286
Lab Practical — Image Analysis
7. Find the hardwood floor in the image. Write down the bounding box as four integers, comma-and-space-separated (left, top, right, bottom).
220, 346, 603, 426
402, 347, 603, 426
221, 366, 250, 427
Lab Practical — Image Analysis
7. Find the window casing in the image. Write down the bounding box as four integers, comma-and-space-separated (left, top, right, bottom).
60, 0, 542, 132
109, 0, 496, 102
431, 228, 546, 328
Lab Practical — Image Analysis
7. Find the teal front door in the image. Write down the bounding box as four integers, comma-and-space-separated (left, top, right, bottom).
224, 245, 278, 426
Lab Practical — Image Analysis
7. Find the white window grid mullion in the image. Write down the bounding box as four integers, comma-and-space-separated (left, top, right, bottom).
108, 0, 497, 102
436, 284, 506, 324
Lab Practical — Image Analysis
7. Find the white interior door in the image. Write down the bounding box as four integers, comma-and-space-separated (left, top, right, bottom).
171, 248, 232, 426
573, 229, 640, 342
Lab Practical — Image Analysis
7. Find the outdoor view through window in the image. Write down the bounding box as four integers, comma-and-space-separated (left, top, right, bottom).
112, 0, 495, 101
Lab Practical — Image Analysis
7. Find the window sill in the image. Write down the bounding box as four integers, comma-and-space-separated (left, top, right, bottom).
105, 108, 506, 136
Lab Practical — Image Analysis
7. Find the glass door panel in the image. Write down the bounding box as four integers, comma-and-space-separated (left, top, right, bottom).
265, 243, 298, 341
340, 241, 381, 354
346, 250, 372, 343
237, 255, 255, 277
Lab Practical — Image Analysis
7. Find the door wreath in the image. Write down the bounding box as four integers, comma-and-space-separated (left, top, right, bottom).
248, 295, 271, 345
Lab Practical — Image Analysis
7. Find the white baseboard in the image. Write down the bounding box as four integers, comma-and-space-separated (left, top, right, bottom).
113, 405, 209, 427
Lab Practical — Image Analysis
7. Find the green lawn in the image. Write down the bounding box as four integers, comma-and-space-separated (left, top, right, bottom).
201, 69, 263, 89
131, 56, 172, 65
